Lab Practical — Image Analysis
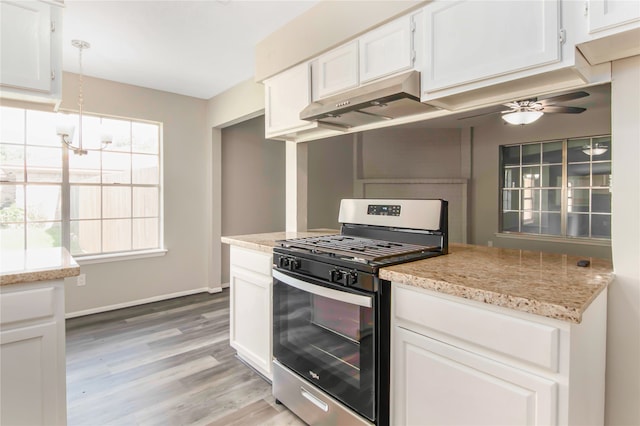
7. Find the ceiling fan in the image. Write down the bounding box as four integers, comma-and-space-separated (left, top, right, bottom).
459, 91, 590, 125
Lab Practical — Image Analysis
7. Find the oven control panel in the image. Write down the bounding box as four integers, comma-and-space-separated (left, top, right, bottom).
274, 252, 376, 292
367, 204, 401, 216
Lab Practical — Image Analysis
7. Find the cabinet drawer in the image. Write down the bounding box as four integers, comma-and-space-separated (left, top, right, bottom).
1, 286, 55, 326
230, 245, 273, 276
394, 285, 559, 372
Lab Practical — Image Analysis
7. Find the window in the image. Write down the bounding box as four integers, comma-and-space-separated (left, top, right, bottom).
500, 136, 611, 240
0, 106, 162, 257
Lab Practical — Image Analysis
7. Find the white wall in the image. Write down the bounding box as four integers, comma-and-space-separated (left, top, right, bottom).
607, 55, 640, 426
60, 73, 212, 315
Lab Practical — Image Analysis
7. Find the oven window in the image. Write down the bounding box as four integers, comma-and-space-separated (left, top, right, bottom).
273, 276, 376, 421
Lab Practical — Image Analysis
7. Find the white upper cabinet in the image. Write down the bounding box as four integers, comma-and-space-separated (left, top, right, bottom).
0, 0, 62, 106
588, 0, 640, 33
422, 0, 561, 96
359, 14, 415, 84
264, 62, 312, 136
316, 41, 359, 99
576, 0, 640, 64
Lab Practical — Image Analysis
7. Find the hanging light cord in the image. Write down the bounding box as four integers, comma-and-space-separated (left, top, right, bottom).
58, 40, 112, 156
76, 42, 85, 153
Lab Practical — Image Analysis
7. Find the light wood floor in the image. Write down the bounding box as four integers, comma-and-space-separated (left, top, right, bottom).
65, 290, 305, 426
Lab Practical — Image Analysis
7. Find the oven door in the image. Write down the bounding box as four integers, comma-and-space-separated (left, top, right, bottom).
273, 268, 377, 422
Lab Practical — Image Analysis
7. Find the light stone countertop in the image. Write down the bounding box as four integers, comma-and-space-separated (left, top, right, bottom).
380, 243, 613, 323
220, 233, 613, 324
221, 229, 338, 253
1, 247, 80, 286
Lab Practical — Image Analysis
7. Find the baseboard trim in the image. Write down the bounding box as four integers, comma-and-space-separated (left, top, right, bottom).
66, 287, 217, 319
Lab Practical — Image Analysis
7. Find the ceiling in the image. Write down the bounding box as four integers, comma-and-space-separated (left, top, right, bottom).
62, 0, 319, 100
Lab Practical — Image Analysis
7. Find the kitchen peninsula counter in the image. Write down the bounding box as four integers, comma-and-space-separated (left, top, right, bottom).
0, 247, 80, 286
1, 247, 76, 425
380, 243, 613, 323
220, 234, 613, 324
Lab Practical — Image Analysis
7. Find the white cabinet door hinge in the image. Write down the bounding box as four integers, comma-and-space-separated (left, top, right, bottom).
559, 28, 566, 44
411, 19, 416, 33
51, 70, 55, 81
51, 20, 56, 33
583, 1, 589, 17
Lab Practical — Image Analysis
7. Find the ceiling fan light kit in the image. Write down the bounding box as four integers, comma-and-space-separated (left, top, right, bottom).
460, 91, 590, 125
582, 143, 608, 156
502, 110, 544, 125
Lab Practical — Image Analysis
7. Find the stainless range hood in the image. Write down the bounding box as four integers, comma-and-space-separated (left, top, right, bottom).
300, 70, 436, 129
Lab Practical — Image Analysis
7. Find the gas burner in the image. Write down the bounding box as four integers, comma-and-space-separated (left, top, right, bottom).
278, 235, 437, 263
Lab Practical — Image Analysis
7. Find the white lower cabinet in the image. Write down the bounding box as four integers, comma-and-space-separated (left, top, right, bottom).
229, 245, 273, 380
391, 284, 607, 426
0, 280, 67, 426
394, 326, 557, 426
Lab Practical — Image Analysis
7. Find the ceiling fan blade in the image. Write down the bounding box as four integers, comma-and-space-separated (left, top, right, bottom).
542, 106, 587, 114
457, 107, 506, 120
537, 91, 590, 106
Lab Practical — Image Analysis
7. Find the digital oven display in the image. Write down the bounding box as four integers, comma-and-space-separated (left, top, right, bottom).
367, 204, 401, 216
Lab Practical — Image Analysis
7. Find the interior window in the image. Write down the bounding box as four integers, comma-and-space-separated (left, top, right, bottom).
499, 136, 611, 240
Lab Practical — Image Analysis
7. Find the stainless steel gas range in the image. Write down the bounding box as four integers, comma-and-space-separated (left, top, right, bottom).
272, 199, 448, 426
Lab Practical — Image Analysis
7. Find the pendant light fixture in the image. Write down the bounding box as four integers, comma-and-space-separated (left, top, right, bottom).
56, 40, 112, 155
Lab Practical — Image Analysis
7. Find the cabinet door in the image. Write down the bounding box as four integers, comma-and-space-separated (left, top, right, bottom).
359, 14, 414, 84
265, 62, 311, 136
0, 1, 52, 92
392, 326, 557, 426
1, 322, 63, 426
316, 41, 358, 99
423, 0, 561, 94
229, 263, 273, 378
588, 0, 640, 32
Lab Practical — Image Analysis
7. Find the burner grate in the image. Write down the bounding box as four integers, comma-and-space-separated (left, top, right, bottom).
279, 235, 436, 262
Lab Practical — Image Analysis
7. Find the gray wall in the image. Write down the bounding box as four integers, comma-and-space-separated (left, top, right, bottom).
221, 116, 286, 282
471, 87, 612, 259
360, 127, 463, 178
307, 134, 355, 229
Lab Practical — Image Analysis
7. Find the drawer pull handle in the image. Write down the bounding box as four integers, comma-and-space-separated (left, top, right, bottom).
301, 387, 329, 412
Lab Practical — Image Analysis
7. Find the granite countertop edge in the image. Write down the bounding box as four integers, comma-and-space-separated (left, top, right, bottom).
1, 248, 81, 287
379, 244, 613, 324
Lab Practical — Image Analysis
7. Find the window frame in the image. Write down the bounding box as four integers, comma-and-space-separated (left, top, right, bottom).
0, 106, 164, 260
498, 135, 612, 242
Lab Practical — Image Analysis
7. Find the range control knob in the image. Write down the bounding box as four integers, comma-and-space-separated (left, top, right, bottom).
329, 268, 344, 283
278, 256, 289, 269
345, 270, 358, 286
287, 258, 301, 271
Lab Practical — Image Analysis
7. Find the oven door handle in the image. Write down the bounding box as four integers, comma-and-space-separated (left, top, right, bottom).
273, 269, 372, 308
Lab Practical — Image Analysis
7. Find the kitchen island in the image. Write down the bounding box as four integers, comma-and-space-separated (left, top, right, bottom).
223, 232, 612, 425
1, 248, 79, 426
